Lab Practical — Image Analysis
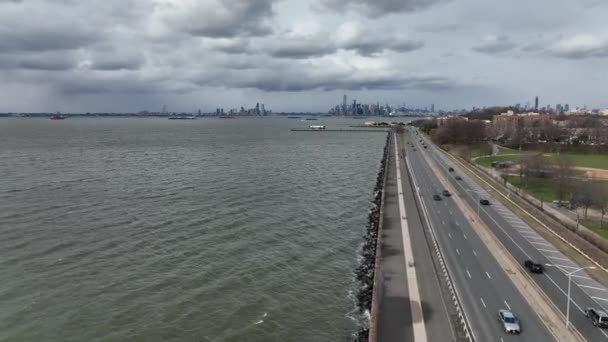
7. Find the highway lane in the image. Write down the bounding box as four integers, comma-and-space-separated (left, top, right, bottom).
377, 135, 456, 342
416, 130, 608, 341
403, 130, 554, 341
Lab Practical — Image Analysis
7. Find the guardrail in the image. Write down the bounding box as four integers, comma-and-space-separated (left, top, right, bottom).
404, 154, 475, 342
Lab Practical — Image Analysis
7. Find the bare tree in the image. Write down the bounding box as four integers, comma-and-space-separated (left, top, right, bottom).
592, 186, 608, 228
551, 154, 575, 202
573, 181, 595, 219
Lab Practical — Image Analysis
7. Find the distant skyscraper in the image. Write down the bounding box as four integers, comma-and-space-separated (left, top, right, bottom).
261, 104, 266, 115
342, 94, 347, 114
255, 102, 260, 115
534, 96, 539, 111
556, 104, 561, 113
352, 99, 357, 115
430, 104, 435, 112
198, 109, 202, 115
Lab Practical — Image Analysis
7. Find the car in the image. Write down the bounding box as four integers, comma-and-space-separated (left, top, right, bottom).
498, 310, 521, 334
423, 145, 428, 149
433, 194, 442, 201
455, 175, 462, 180
585, 307, 608, 328
448, 167, 454, 172
480, 199, 490, 205
524, 260, 543, 273
442, 190, 451, 197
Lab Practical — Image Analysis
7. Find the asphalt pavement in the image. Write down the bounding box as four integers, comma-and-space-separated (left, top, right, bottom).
403, 130, 554, 342
376, 135, 456, 342
418, 131, 608, 342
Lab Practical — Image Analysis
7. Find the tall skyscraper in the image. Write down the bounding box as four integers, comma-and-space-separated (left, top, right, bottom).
352, 99, 357, 115
564, 104, 570, 112
342, 94, 347, 114
534, 96, 539, 111
261, 104, 266, 115
255, 102, 260, 115
430, 104, 435, 112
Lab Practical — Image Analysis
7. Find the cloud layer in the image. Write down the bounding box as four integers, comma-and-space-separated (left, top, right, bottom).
0, 0, 606, 112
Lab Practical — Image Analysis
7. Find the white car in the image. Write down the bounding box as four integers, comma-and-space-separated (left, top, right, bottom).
498, 309, 521, 334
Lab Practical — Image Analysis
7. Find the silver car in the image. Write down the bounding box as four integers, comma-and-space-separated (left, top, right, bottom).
498, 309, 521, 334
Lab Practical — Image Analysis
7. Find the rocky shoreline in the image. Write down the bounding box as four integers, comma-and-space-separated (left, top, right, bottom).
352, 132, 392, 341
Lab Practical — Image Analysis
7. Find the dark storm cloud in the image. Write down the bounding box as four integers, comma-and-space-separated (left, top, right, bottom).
472, 35, 517, 54
19, 57, 76, 71
269, 41, 337, 59
89, 53, 146, 71
321, 0, 444, 17
160, 0, 276, 38
0, 28, 98, 53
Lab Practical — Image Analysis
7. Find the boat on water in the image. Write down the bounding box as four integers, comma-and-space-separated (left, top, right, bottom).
287, 116, 300, 119
168, 116, 197, 120
49, 114, 65, 120
218, 116, 235, 119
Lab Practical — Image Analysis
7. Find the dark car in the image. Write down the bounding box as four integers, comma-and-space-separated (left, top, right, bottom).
480, 199, 490, 205
423, 145, 428, 149
524, 260, 543, 273
448, 167, 454, 172
586, 308, 608, 328
442, 190, 451, 197
455, 175, 462, 180
433, 194, 442, 201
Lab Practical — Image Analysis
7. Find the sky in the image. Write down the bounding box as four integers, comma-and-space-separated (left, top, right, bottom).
1, 0, 607, 113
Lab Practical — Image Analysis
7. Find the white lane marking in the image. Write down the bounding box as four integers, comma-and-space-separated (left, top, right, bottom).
463, 233, 468, 240
592, 297, 608, 302
580, 284, 607, 291
501, 338, 504, 342
480, 297, 486, 308
504, 300, 511, 310
556, 264, 584, 269
486, 272, 492, 279
525, 235, 545, 241
538, 248, 560, 254
394, 136, 428, 342
456, 249, 460, 256
448, 233, 452, 239
466, 269, 472, 279
455, 222, 460, 227
547, 256, 572, 262
530, 241, 552, 247
442, 220, 446, 225
570, 274, 593, 280
473, 250, 478, 257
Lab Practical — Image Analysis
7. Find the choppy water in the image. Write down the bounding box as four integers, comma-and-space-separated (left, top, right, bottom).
0, 117, 387, 341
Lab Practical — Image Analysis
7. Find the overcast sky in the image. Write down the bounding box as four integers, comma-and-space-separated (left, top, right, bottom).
1, 0, 607, 113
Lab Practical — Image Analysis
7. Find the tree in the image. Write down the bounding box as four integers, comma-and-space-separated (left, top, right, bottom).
592, 186, 608, 228
573, 181, 595, 219
551, 155, 575, 202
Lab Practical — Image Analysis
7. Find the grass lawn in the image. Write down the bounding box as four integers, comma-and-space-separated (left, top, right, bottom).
496, 145, 517, 156
548, 153, 608, 170
506, 175, 562, 202
581, 219, 608, 239
476, 155, 519, 168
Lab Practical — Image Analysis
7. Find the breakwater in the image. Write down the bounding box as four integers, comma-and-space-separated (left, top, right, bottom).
352, 131, 392, 341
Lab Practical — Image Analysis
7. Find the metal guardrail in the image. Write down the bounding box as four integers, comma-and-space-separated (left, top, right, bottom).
405, 155, 475, 342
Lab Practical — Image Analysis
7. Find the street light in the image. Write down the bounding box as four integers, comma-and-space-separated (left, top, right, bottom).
545, 264, 596, 329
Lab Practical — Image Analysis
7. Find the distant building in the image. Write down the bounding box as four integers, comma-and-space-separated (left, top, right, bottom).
534, 96, 539, 111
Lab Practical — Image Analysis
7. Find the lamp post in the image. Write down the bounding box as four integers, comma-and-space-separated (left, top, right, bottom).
546, 264, 596, 329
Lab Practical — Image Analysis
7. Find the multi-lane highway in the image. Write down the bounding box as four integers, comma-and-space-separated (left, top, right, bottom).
376, 135, 457, 342
412, 128, 608, 341
403, 129, 554, 341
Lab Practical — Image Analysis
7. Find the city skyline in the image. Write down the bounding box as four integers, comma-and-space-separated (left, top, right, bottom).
0, 0, 607, 112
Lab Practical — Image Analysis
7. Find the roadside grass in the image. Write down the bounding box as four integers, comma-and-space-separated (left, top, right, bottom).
506, 176, 564, 202
582, 219, 608, 239
551, 153, 608, 170
496, 145, 517, 156
448, 153, 608, 287
475, 155, 518, 168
